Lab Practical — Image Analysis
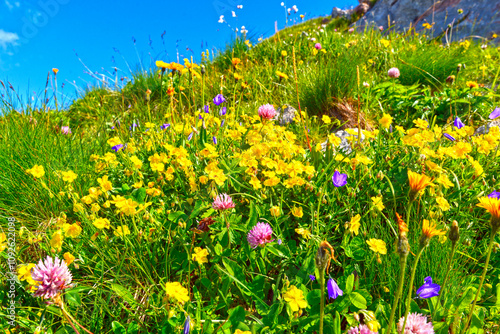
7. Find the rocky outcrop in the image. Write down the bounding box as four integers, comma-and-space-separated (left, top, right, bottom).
354, 0, 499, 42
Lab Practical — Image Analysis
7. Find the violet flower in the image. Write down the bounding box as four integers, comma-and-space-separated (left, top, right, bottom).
187, 132, 193, 141
488, 190, 500, 199
332, 171, 347, 187
309, 275, 316, 281
183, 316, 190, 334
489, 106, 500, 119
112, 144, 124, 152
443, 133, 455, 141
204, 105, 209, 113
213, 94, 226, 106
416, 276, 440, 298
161, 123, 170, 130
327, 278, 343, 300
213, 136, 217, 145
453, 117, 465, 129
220, 106, 227, 116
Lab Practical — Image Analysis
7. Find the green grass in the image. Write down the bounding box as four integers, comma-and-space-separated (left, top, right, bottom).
0, 15, 499, 334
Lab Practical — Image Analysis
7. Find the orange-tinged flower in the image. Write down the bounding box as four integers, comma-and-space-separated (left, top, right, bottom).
231, 58, 241, 67
396, 212, 408, 234
167, 86, 175, 96
408, 170, 434, 196
52, 68, 59, 75
477, 196, 500, 222
276, 71, 288, 80
156, 60, 169, 69
466, 81, 479, 89
421, 219, 446, 239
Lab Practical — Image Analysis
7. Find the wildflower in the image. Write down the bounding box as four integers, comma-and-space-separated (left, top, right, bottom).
213, 94, 225, 106
52, 68, 59, 75
489, 190, 500, 199
348, 28, 354, 33
112, 144, 124, 152
0, 233, 7, 252
295, 227, 311, 239
347, 325, 377, 334
18, 263, 37, 284
332, 170, 347, 187
61, 126, 71, 135
270, 206, 281, 217
165, 282, 190, 304
489, 107, 500, 119
27, 165, 45, 178
477, 196, 500, 231
466, 81, 478, 88
348, 214, 361, 235
446, 75, 455, 84
309, 275, 316, 281
397, 313, 434, 334
291, 206, 303, 218
192, 247, 209, 264
184, 316, 190, 334
258, 104, 277, 120
453, 117, 465, 129
420, 219, 446, 248
212, 193, 235, 210
443, 133, 455, 141
283, 285, 308, 312
237, 4, 243, 9
327, 278, 343, 300
436, 196, 450, 211
218, 15, 224, 23
408, 170, 433, 197
187, 132, 193, 141
114, 225, 131, 237
371, 195, 385, 211
63, 252, 75, 266
388, 67, 400, 78
314, 43, 322, 50
63, 223, 82, 238
416, 276, 440, 298
281, 50, 287, 57
315, 240, 334, 272
367, 239, 387, 255
247, 222, 274, 248
379, 113, 393, 129
322, 115, 331, 124
219, 106, 227, 116
31, 256, 72, 300
231, 10, 236, 17
212, 136, 217, 145
276, 71, 289, 80
50, 231, 63, 251
61, 170, 77, 183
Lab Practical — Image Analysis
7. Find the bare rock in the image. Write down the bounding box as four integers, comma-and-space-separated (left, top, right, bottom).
474, 120, 500, 135
354, 3, 370, 16
274, 105, 296, 125
331, 7, 352, 19
354, 0, 499, 42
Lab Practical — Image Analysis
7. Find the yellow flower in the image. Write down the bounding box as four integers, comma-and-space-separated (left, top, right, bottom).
468, 157, 483, 177
328, 133, 341, 146
276, 71, 288, 80
61, 170, 77, 183
380, 39, 390, 47
422, 219, 446, 239
466, 81, 478, 89
0, 232, 7, 252
17, 263, 36, 284
27, 165, 45, 178
165, 282, 190, 304
436, 196, 450, 211
107, 136, 122, 147
93, 218, 111, 229
291, 206, 303, 218
322, 115, 332, 124
114, 225, 131, 237
283, 285, 308, 312
408, 170, 434, 195
63, 223, 82, 238
281, 50, 287, 57
98, 175, 113, 192
192, 247, 209, 264
366, 238, 387, 255
379, 113, 393, 129
371, 195, 385, 211
295, 228, 311, 239
436, 174, 454, 189
348, 214, 361, 235
234, 330, 251, 334
477, 196, 500, 222
63, 252, 76, 266
50, 230, 64, 251
270, 206, 281, 217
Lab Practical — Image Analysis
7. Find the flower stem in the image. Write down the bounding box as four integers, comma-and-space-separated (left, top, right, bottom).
433, 242, 456, 320
319, 269, 325, 334
460, 231, 496, 334
386, 253, 408, 333
401, 246, 425, 332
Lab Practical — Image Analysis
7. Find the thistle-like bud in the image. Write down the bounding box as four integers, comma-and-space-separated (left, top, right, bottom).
449, 220, 460, 245
315, 241, 334, 273
201, 65, 206, 75
446, 75, 455, 84
397, 234, 410, 257
457, 64, 462, 72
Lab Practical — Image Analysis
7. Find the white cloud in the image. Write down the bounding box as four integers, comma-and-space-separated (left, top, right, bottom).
0, 29, 19, 50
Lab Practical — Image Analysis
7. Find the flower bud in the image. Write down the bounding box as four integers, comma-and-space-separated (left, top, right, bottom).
315, 241, 334, 272
397, 234, 410, 257
449, 220, 459, 245
201, 65, 206, 75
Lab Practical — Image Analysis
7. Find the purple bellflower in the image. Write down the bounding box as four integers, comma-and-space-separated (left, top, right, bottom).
332, 171, 348, 187
416, 276, 440, 298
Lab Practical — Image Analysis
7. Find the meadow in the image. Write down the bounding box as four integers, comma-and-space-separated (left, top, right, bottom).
0, 13, 499, 334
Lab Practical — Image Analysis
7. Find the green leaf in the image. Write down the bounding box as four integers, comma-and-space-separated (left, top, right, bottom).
127, 322, 139, 334
132, 187, 146, 203
168, 211, 188, 223
110, 283, 136, 305
345, 274, 354, 294
65, 289, 81, 307
228, 305, 246, 325
348, 292, 367, 309
112, 321, 127, 334
307, 289, 321, 312
246, 202, 258, 227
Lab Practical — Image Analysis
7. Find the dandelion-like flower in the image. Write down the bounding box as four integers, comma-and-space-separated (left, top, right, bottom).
477, 196, 500, 232
388, 67, 400, 78
397, 313, 434, 334
212, 193, 235, 210
31, 256, 72, 300
408, 170, 433, 198
258, 104, 276, 120
247, 222, 274, 248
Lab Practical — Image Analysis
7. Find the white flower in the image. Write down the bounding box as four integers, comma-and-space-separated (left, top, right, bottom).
218, 15, 224, 23
281, 2, 284, 6
237, 5, 243, 9
287, 8, 291, 14
292, 5, 298, 12
232, 11, 236, 17
241, 26, 248, 34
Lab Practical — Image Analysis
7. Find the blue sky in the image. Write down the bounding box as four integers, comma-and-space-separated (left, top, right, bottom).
0, 0, 355, 107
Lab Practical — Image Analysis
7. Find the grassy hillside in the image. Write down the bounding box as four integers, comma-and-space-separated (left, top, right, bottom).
0, 15, 499, 334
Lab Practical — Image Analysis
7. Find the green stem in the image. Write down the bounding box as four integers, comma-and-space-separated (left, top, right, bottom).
401, 246, 425, 332
386, 254, 408, 333
433, 242, 456, 320
460, 231, 496, 334
319, 269, 325, 334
